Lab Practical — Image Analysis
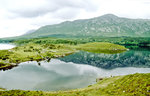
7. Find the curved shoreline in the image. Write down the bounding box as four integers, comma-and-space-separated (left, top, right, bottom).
0, 73, 149, 96
0, 42, 127, 70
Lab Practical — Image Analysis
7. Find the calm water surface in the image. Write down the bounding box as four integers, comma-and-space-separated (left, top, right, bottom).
0, 44, 15, 50
0, 49, 150, 91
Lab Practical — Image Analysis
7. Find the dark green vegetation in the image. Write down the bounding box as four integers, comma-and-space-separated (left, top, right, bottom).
1, 36, 149, 49
0, 73, 149, 96
8, 14, 150, 39
86, 37, 150, 50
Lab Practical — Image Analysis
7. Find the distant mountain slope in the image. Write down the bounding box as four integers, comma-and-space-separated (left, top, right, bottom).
7, 14, 150, 39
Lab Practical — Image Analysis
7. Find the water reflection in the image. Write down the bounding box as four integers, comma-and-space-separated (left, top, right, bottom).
59, 50, 150, 69
0, 59, 99, 91
0, 49, 150, 91
0, 58, 150, 91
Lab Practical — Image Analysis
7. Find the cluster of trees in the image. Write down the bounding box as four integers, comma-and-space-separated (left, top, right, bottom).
0, 37, 149, 50
11, 38, 82, 45
10, 37, 150, 49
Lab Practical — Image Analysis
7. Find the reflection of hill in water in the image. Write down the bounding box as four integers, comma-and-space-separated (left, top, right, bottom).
59, 50, 150, 69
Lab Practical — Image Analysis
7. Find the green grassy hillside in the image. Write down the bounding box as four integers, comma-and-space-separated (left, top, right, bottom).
0, 73, 149, 96
18, 14, 150, 39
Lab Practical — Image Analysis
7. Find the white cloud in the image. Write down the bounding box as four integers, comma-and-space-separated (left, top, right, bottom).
0, 0, 150, 38
0, 0, 97, 18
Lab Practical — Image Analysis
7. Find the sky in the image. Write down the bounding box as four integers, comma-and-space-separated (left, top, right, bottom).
0, 0, 150, 38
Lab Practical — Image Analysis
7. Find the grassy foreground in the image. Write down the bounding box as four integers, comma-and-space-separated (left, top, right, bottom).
0, 73, 149, 96
0, 42, 127, 69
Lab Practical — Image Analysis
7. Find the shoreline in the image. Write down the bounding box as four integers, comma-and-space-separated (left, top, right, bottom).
0, 73, 149, 96
0, 42, 127, 70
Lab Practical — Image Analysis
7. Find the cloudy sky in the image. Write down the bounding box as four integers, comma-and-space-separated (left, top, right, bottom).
0, 0, 150, 38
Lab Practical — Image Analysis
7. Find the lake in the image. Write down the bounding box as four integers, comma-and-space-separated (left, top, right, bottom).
0, 46, 150, 91
0, 43, 15, 50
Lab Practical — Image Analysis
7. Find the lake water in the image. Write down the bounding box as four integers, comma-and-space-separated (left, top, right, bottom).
0, 44, 15, 50
0, 48, 150, 91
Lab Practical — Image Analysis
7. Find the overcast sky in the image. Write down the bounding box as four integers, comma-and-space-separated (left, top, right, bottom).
0, 0, 150, 38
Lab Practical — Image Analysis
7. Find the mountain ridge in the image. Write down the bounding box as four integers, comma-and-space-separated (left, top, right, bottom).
3, 14, 150, 40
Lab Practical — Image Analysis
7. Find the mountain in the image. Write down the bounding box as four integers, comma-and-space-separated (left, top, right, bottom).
5, 14, 150, 39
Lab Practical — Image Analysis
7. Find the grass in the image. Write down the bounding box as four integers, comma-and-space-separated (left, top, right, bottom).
0, 73, 149, 96
0, 43, 76, 69
77, 42, 127, 54
101, 73, 150, 95
0, 88, 5, 91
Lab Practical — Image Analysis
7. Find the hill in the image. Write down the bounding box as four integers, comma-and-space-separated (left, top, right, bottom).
20, 14, 150, 38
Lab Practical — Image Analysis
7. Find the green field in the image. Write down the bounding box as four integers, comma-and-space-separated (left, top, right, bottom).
77, 42, 127, 54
